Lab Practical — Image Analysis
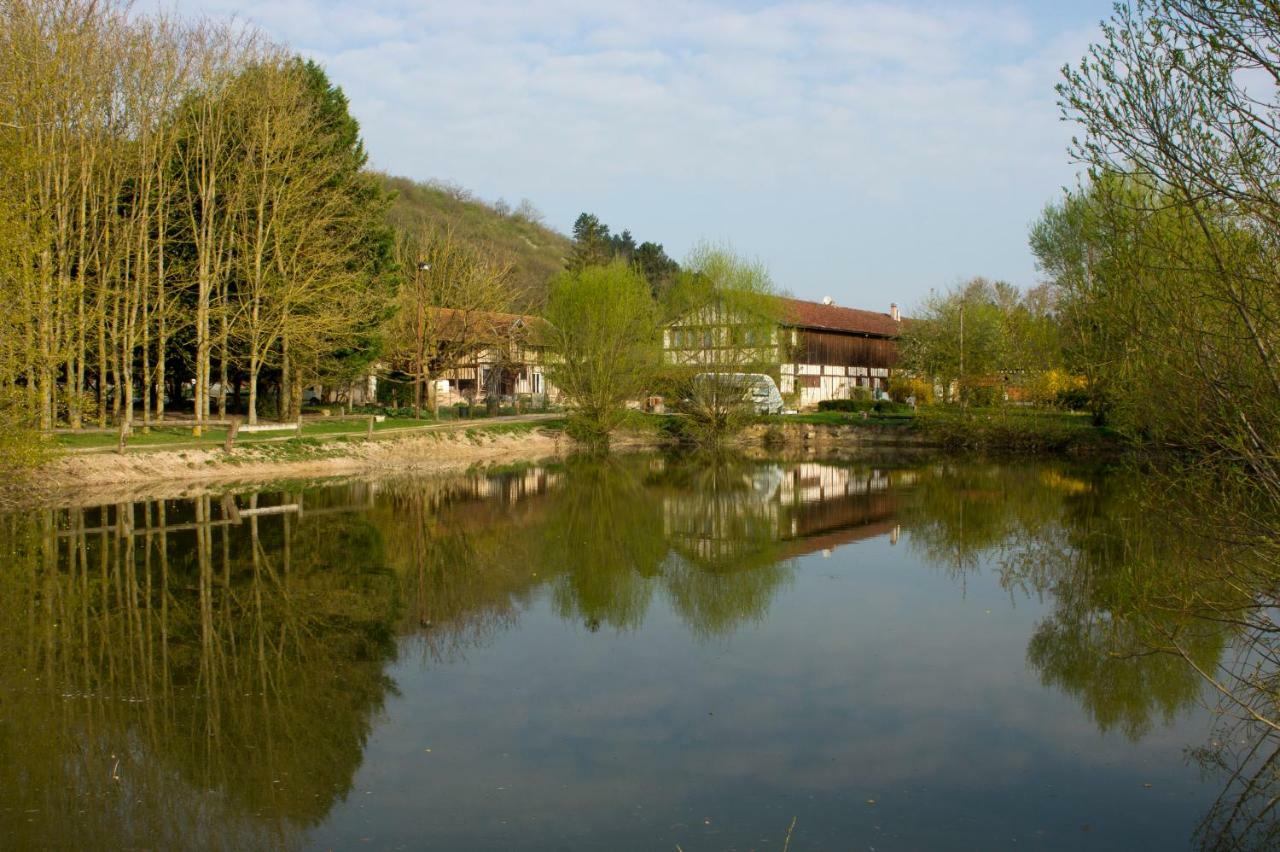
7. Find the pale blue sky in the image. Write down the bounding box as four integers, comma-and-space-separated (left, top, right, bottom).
168, 0, 1117, 311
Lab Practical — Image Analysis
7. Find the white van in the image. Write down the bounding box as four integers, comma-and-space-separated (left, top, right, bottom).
691, 373, 785, 415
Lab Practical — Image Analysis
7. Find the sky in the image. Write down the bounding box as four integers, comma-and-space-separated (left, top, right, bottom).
162, 0, 1119, 312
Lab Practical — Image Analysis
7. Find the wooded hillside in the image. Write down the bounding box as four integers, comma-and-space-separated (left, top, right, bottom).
379, 175, 571, 310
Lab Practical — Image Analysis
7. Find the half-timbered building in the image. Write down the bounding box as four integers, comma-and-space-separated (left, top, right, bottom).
664, 296, 905, 408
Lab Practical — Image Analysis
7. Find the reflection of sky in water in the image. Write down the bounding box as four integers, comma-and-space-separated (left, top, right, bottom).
3, 457, 1257, 850
313, 530, 1210, 851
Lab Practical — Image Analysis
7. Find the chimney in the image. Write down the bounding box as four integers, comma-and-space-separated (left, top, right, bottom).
890, 303, 900, 322
821, 296, 834, 306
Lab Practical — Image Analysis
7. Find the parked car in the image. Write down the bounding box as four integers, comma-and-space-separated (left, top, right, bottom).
690, 372, 785, 415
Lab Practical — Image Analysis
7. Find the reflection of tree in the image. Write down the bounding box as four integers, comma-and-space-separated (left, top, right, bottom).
0, 497, 400, 850
542, 457, 668, 631
904, 462, 1070, 582
652, 455, 797, 637
371, 470, 553, 660
953, 465, 1280, 849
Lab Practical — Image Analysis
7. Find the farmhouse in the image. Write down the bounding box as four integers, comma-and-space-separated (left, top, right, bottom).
664, 296, 905, 408
423, 308, 558, 409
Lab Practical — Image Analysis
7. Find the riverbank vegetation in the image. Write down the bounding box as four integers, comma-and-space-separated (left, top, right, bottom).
896, 1, 1280, 484
1, 1, 395, 439
0, 0, 577, 477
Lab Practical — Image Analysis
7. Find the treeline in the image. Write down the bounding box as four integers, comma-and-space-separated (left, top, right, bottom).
568, 212, 680, 295
901, 1, 1280, 491
898, 277, 1064, 407
0, 0, 394, 433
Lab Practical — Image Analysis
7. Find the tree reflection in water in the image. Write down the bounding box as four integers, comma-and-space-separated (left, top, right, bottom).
900, 461, 1279, 850
0, 493, 399, 851
0, 455, 1276, 849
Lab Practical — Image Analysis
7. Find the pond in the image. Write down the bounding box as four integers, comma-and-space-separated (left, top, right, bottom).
0, 454, 1275, 850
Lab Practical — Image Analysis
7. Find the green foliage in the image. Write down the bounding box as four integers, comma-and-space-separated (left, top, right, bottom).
915, 408, 1114, 453
0, 389, 48, 484
381, 174, 571, 310
568, 212, 679, 295
1049, 0, 1280, 502
817, 398, 911, 415
817, 398, 873, 413
660, 245, 784, 446
900, 277, 1062, 407
544, 261, 660, 449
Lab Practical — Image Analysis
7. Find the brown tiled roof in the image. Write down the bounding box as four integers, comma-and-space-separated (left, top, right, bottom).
428, 308, 554, 346
780, 520, 899, 559
778, 297, 904, 337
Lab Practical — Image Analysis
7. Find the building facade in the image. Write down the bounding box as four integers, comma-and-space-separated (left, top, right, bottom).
664, 296, 904, 409
425, 309, 559, 409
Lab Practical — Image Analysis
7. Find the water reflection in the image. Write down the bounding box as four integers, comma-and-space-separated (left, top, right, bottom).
0, 455, 1276, 849
0, 495, 399, 850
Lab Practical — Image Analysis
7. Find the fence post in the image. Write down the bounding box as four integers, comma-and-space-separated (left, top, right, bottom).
367, 415, 375, 440
224, 418, 240, 452
295, 417, 304, 438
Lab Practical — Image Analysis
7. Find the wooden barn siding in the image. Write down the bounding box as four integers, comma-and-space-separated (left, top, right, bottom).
793, 330, 900, 369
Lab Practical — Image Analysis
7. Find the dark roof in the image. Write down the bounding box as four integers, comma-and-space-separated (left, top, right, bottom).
779, 297, 904, 337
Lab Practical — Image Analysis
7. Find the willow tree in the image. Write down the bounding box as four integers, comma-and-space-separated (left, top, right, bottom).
661, 245, 783, 445
544, 261, 660, 449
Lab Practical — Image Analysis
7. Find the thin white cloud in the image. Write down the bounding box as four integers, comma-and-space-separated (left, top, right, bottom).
152, 0, 1107, 304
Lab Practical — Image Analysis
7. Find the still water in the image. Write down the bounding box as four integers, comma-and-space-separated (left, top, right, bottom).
0, 454, 1275, 850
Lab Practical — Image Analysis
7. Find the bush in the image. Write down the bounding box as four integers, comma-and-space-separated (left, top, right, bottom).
1055, 387, 1092, 411
888, 376, 934, 405
0, 390, 49, 487
816, 398, 912, 415
817, 399, 875, 413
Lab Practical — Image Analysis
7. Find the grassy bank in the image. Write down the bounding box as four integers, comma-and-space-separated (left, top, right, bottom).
752, 407, 1119, 454
910, 408, 1119, 453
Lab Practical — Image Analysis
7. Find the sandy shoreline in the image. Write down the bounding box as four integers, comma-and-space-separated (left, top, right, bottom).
8, 427, 623, 508
5, 420, 946, 509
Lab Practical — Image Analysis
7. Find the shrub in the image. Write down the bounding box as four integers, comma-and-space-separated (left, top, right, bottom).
1055, 387, 1092, 411
888, 376, 934, 405
818, 399, 875, 413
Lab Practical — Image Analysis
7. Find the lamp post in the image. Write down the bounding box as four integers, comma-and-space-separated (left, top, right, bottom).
414, 261, 431, 419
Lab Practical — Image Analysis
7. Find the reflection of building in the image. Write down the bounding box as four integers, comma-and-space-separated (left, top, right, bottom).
664, 297, 906, 408
663, 463, 912, 564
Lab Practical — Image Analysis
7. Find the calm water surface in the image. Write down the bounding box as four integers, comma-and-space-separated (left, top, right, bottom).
1, 454, 1274, 850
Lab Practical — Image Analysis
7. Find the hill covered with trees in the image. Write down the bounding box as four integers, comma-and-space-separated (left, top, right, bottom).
379, 175, 572, 310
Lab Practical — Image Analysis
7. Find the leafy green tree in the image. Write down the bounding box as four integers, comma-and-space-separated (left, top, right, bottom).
544, 261, 660, 449
568, 211, 679, 294
661, 245, 784, 445
1056, 0, 1280, 494
900, 278, 1015, 406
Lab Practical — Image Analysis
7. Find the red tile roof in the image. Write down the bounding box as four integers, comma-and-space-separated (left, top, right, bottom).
428, 307, 554, 346
778, 297, 904, 337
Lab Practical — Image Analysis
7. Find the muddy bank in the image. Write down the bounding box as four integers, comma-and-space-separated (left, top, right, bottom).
6, 417, 1108, 509
735, 421, 939, 450
10, 426, 659, 508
